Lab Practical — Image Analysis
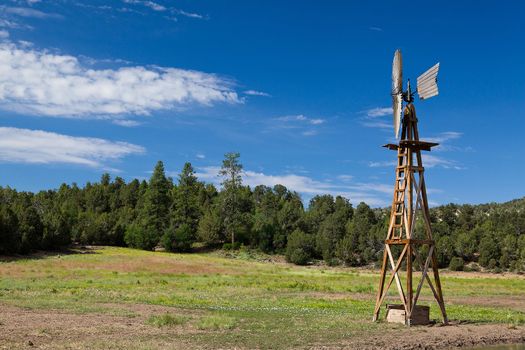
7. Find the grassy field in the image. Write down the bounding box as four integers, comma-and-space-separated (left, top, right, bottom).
0, 246, 524, 349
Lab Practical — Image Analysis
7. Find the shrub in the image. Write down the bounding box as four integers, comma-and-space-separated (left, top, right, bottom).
197, 209, 223, 245
285, 229, 314, 265
146, 314, 188, 327
488, 258, 498, 270
449, 257, 464, 271
161, 223, 193, 252
222, 242, 241, 250
124, 223, 158, 251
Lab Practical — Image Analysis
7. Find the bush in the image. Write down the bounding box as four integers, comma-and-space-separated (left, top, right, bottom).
146, 314, 188, 327
335, 235, 358, 266
488, 258, 498, 270
197, 209, 223, 245
222, 242, 241, 250
285, 229, 314, 265
449, 257, 464, 271
124, 223, 158, 250
161, 224, 194, 252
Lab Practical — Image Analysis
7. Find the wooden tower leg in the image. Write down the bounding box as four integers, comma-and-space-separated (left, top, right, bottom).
373, 249, 389, 321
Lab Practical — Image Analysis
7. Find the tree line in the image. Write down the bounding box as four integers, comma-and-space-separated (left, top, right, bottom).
0, 153, 524, 272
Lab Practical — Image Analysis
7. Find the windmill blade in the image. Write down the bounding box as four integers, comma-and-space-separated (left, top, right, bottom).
391, 50, 403, 138
392, 93, 402, 138
417, 62, 440, 100
392, 50, 403, 95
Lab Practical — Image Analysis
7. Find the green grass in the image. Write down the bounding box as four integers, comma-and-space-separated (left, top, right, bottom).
196, 314, 237, 330
0, 246, 524, 349
146, 313, 189, 327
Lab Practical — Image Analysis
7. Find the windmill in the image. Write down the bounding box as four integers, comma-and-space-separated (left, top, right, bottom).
372, 50, 448, 326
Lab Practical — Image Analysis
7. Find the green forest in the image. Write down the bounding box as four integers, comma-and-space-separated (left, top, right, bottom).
0, 153, 524, 272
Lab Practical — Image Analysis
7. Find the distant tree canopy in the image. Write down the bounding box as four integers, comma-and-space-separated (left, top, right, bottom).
0, 153, 524, 272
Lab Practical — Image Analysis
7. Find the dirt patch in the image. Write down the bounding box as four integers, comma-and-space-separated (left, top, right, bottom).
317, 322, 525, 350
0, 304, 206, 350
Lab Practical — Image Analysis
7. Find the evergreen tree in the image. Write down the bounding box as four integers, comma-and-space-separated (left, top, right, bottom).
219, 152, 243, 246
126, 161, 171, 250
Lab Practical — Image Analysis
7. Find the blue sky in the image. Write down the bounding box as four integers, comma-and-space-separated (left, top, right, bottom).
0, 0, 524, 207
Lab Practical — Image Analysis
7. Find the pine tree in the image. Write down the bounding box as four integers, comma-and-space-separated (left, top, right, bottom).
219, 152, 243, 246
126, 161, 171, 250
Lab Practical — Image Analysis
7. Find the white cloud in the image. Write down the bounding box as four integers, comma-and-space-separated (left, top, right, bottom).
272, 114, 326, 137
366, 107, 392, 118
422, 154, 464, 170
360, 107, 394, 129
369, 26, 383, 32
196, 153, 206, 159
0, 42, 241, 119
0, 18, 22, 29
112, 119, 142, 127
337, 175, 354, 182
301, 130, 317, 136
0, 30, 9, 39
0, 127, 145, 168
120, 1, 205, 19
195, 166, 389, 206
277, 114, 326, 125
122, 0, 166, 11
175, 9, 204, 19
368, 160, 395, 168
425, 131, 462, 144
244, 90, 271, 97
2, 6, 63, 19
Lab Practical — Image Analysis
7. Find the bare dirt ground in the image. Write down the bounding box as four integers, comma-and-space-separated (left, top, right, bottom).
320, 323, 525, 350
1, 304, 524, 350
0, 304, 202, 350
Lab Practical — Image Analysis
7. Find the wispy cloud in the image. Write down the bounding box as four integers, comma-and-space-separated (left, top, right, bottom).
0, 127, 145, 168
360, 106, 393, 129
244, 90, 271, 97
369, 26, 383, 32
0, 30, 9, 39
271, 114, 326, 137
195, 166, 389, 206
196, 153, 205, 159
277, 114, 326, 125
120, 0, 205, 20
422, 154, 464, 170
366, 107, 392, 118
368, 160, 395, 168
2, 6, 63, 19
174, 9, 204, 19
122, 0, 165, 11
0, 42, 241, 119
112, 119, 142, 127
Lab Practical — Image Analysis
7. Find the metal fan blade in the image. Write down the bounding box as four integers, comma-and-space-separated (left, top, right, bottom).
392, 50, 403, 95
391, 50, 403, 138
392, 93, 402, 139
417, 62, 440, 100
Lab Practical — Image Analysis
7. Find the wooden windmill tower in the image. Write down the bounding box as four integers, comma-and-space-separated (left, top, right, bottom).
372, 50, 448, 326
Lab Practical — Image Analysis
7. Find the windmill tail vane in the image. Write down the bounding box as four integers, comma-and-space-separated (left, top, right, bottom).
373, 50, 447, 326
